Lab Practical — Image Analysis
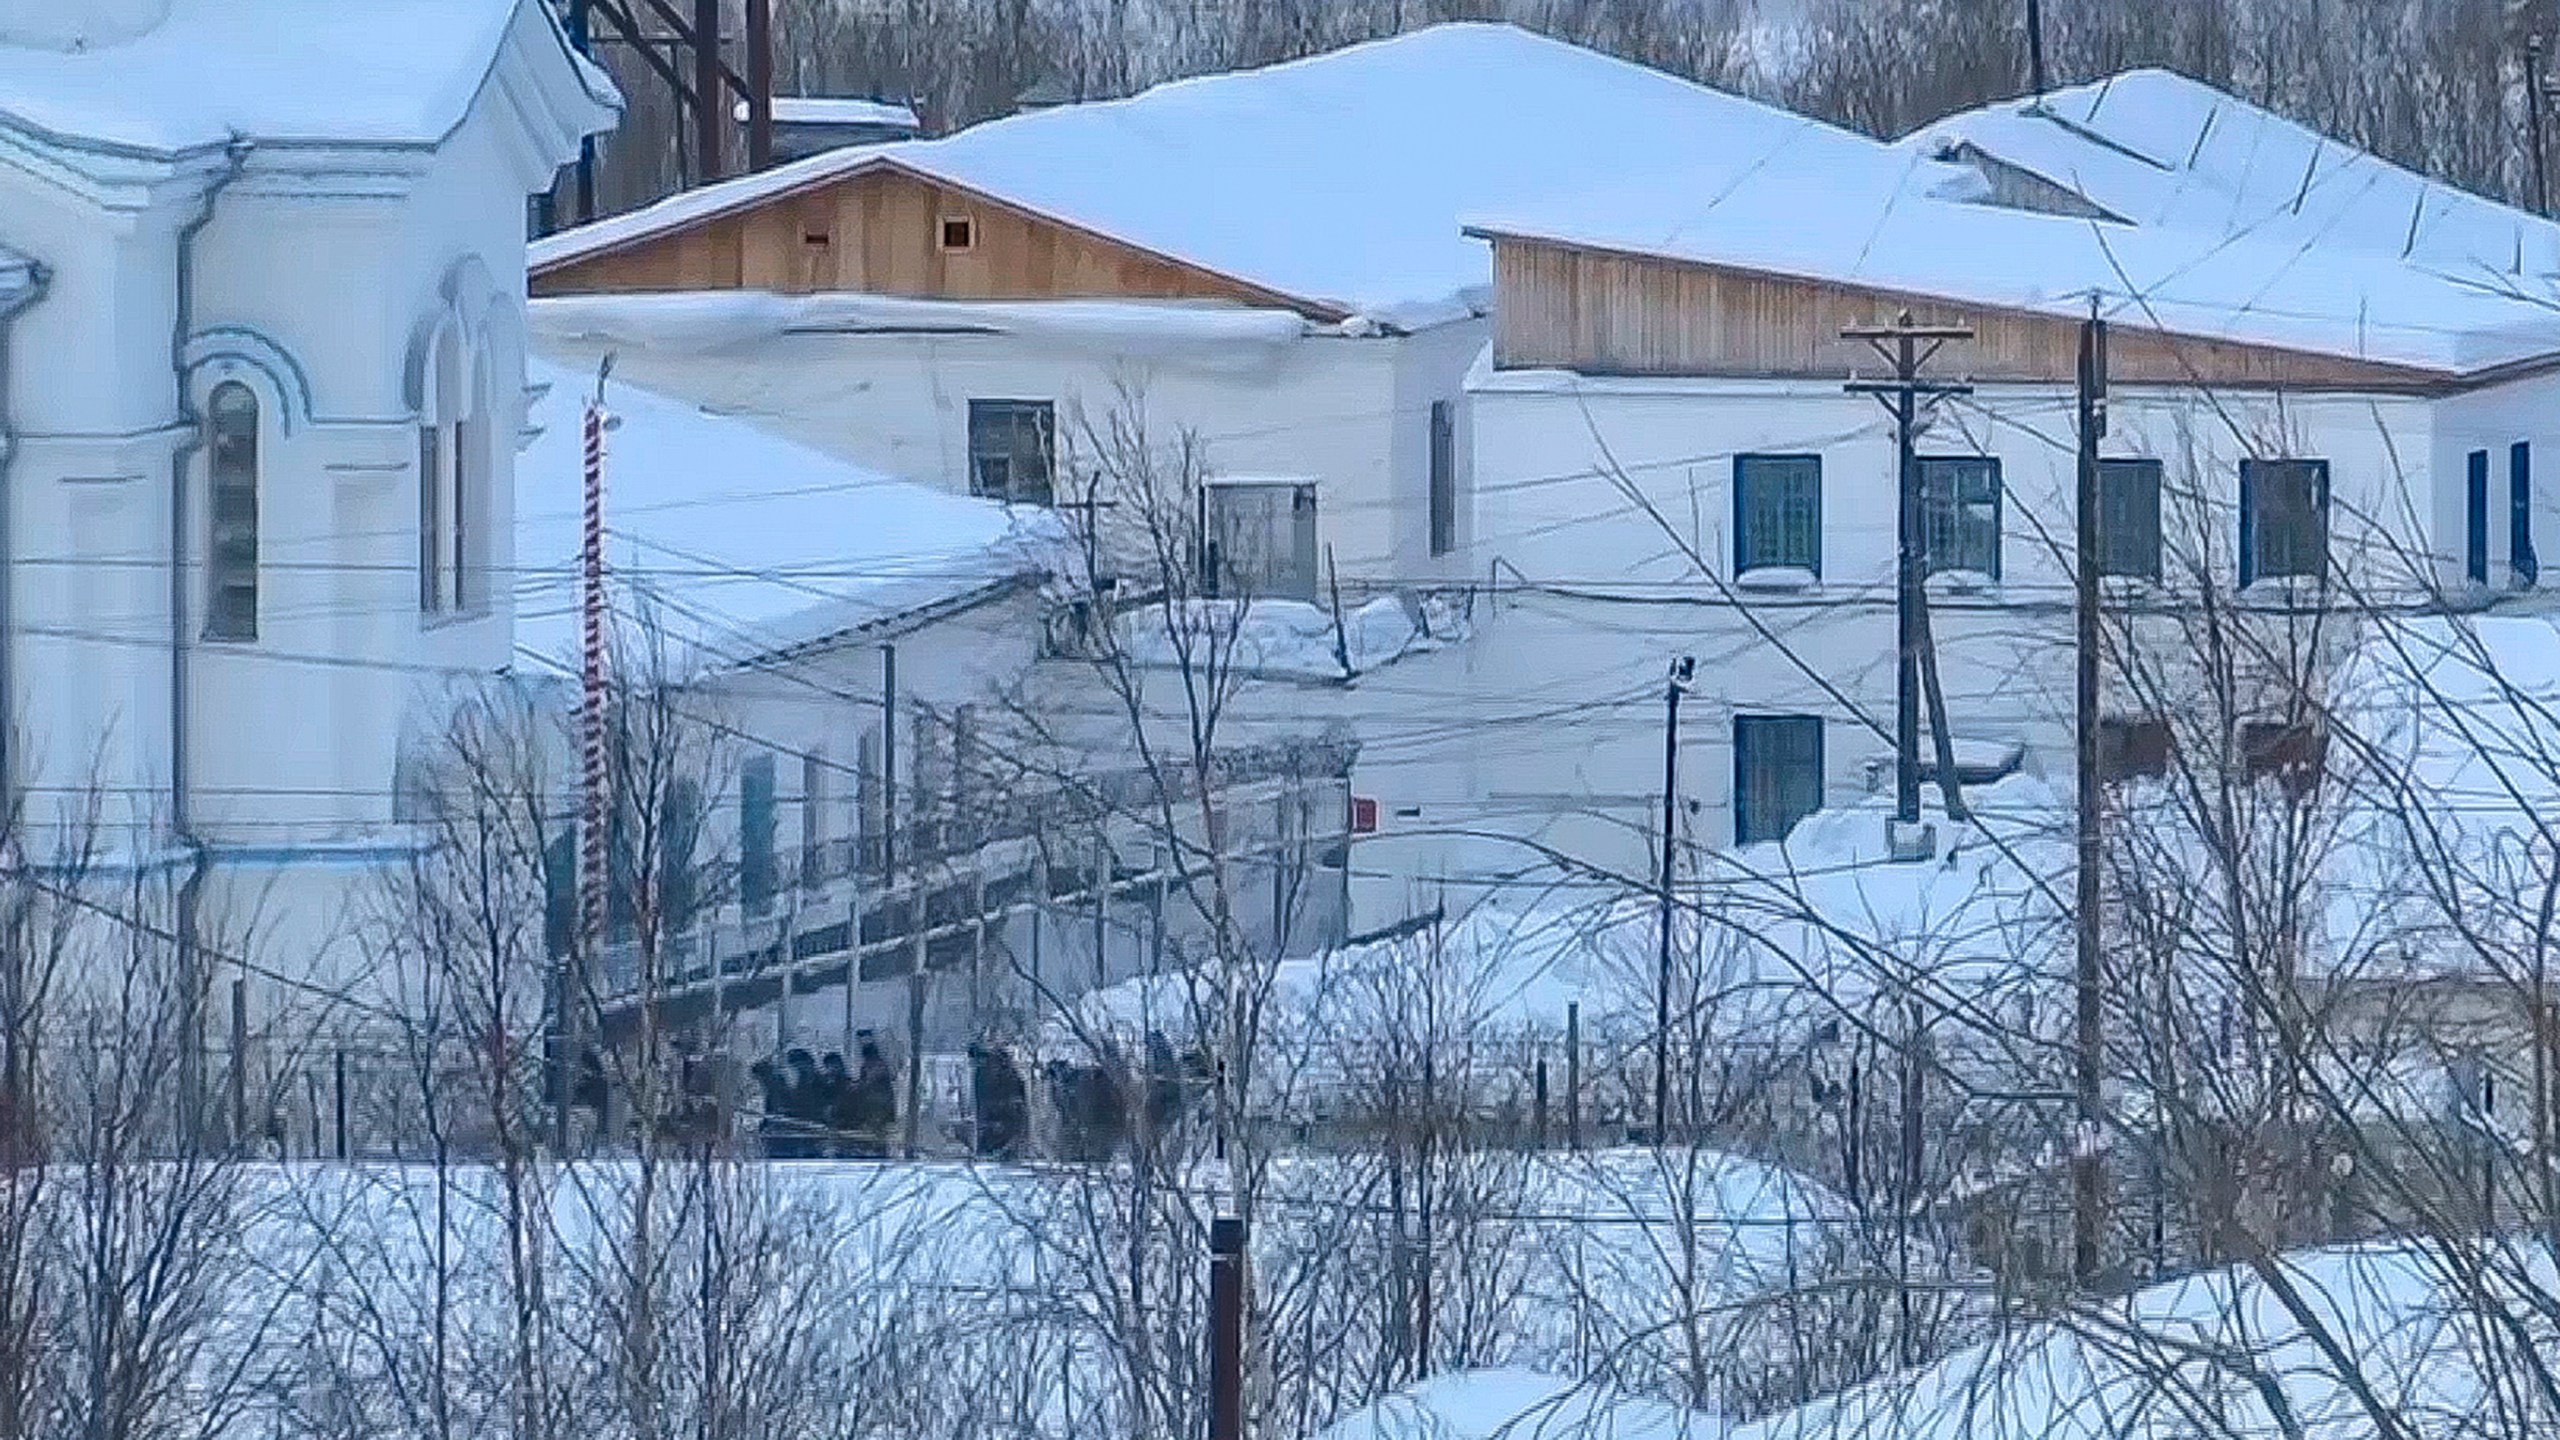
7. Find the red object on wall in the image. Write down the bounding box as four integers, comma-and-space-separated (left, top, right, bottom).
1349, 796, 1379, 834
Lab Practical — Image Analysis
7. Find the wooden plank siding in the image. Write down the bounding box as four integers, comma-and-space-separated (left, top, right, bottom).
534, 162, 1341, 319
1487, 237, 2455, 393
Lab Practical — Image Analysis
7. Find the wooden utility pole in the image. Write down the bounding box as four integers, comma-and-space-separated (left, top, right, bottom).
692, 0, 725, 183
1845, 313, 1974, 833
2026, 0, 2048, 98
2073, 310, 2110, 1285
1654, 654, 1694, 1146
2532, 36, 2553, 216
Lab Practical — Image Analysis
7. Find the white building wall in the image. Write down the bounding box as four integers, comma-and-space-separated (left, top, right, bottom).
531, 314, 1491, 588
1463, 357, 2538, 886
0, 71, 599, 1009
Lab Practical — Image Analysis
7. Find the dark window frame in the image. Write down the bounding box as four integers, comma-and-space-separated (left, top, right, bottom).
2098, 715, 2172, 782
1733, 713, 1825, 846
2513, 441, 2538, 588
2097, 457, 2163, 581
1918, 455, 2003, 580
1428, 399, 1457, 558
967, 398, 1056, 506
1733, 453, 1823, 577
2466, 449, 2491, 585
2238, 458, 2329, 587
205, 381, 261, 642
740, 753, 779, 917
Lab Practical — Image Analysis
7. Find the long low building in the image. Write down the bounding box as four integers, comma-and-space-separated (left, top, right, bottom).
1451, 68, 2560, 880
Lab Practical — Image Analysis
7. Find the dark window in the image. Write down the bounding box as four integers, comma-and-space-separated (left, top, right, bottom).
967, 399, 1054, 505
740, 753, 778, 917
2098, 458, 2163, 580
661, 779, 703, 933
1919, 456, 2001, 579
2239, 458, 2328, 586
939, 215, 976, 251
2513, 442, 2538, 588
802, 749, 828, 890
1428, 399, 1457, 557
205, 382, 260, 641
2466, 449, 2491, 585
1734, 454, 1822, 576
543, 826, 576, 960
2241, 719, 2326, 800
1205, 480, 1319, 602
418, 423, 444, 612
2099, 715, 2172, 781
1734, 714, 1825, 846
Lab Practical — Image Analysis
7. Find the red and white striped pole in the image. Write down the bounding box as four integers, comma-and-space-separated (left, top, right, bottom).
568, 365, 613, 1152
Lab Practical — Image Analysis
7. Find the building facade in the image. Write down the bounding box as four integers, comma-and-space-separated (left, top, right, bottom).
0, 0, 618, 1005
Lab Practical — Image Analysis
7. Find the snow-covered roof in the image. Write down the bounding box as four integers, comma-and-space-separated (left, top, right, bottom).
1904, 70, 2560, 279
513, 358, 1066, 673
532, 22, 1892, 329
1471, 71, 2560, 378
732, 96, 921, 132
0, 0, 616, 158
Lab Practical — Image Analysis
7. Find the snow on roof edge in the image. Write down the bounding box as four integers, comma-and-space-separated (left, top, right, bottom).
1465, 211, 2527, 380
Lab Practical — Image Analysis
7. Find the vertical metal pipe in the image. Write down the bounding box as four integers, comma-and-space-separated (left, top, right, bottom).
692, 0, 725, 184
1654, 655, 1690, 1146
2073, 310, 2110, 1285
1209, 1215, 1245, 1440
745, 0, 776, 171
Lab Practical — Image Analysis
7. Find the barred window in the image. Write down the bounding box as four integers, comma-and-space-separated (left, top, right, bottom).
1734, 454, 1822, 576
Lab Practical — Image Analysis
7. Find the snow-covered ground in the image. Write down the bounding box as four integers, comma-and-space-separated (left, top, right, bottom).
1315, 1238, 2560, 1440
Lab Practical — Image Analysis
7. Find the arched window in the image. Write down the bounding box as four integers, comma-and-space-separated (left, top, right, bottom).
419, 344, 487, 616
204, 381, 260, 642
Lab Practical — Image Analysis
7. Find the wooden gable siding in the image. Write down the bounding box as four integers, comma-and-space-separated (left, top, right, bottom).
1489, 238, 2452, 393
535, 164, 1332, 316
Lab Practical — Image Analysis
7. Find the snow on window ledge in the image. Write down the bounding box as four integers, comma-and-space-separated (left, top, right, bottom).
1733, 565, 1819, 594
2240, 574, 2327, 606
1926, 568, 1999, 598
2098, 574, 2160, 604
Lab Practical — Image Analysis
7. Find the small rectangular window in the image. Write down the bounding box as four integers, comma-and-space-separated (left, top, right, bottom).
2241, 719, 2326, 799
1918, 456, 2001, 580
939, 215, 976, 251
2466, 449, 2491, 585
1428, 400, 1457, 558
740, 753, 778, 917
1734, 714, 1824, 846
1205, 479, 1320, 603
967, 398, 1055, 506
2098, 715, 2172, 781
2239, 458, 2328, 586
2512, 442, 2538, 588
2097, 457, 2162, 580
801, 748, 828, 891
1734, 454, 1823, 576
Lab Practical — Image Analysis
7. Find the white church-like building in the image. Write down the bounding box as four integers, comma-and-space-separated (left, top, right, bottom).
0, 0, 618, 1006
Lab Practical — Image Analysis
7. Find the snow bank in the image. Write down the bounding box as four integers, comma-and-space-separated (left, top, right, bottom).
515, 357, 1071, 673
1112, 594, 1467, 681
0, 0, 615, 156
1727, 1241, 2559, 1440
534, 23, 1889, 328
1310, 1369, 1713, 1440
